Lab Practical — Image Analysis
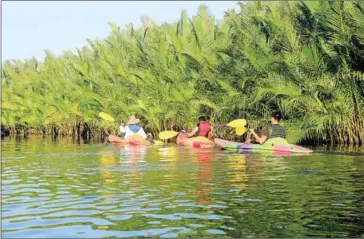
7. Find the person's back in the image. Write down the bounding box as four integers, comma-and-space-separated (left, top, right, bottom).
247, 110, 286, 144
120, 116, 147, 139
263, 124, 286, 139
185, 116, 212, 139
124, 124, 147, 139
198, 121, 211, 137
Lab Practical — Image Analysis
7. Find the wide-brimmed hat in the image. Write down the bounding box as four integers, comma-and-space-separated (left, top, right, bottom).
128, 115, 140, 125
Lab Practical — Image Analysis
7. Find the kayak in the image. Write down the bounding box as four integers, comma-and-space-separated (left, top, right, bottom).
214, 138, 313, 154
177, 133, 215, 148
108, 135, 151, 146
214, 138, 243, 150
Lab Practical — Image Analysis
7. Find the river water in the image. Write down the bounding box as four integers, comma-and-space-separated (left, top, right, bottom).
2, 136, 364, 238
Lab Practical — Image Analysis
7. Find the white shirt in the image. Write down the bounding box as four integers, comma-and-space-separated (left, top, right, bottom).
120, 125, 147, 139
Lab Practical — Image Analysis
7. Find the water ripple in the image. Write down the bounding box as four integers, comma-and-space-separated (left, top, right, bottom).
2, 138, 364, 238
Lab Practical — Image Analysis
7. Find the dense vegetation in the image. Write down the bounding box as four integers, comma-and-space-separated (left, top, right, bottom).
2, 1, 364, 145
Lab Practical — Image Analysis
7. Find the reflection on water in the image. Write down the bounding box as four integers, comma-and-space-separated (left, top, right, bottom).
227, 154, 247, 190
1, 136, 364, 238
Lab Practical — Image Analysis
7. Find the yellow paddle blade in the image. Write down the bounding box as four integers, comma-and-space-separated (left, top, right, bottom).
195, 136, 213, 142
227, 119, 247, 128
236, 126, 247, 136
153, 140, 164, 145
99, 112, 115, 122
159, 131, 179, 140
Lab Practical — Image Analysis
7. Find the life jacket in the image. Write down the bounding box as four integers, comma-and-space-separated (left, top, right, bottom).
120, 124, 147, 139
128, 124, 141, 133
198, 121, 211, 137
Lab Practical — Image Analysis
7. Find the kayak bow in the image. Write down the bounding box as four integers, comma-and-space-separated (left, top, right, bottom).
108, 135, 151, 146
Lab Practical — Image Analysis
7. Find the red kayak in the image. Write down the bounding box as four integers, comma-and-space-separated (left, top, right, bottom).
108, 135, 151, 146
176, 134, 215, 148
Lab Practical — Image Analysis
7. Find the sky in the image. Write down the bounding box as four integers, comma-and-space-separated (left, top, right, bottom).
2, 1, 241, 61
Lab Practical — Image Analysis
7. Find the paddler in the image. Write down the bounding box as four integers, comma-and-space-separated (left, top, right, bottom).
185, 116, 213, 139
120, 115, 148, 139
246, 111, 286, 144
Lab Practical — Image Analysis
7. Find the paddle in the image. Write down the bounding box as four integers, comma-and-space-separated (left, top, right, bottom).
159, 130, 179, 140
153, 140, 164, 145
226, 119, 247, 136
158, 119, 248, 140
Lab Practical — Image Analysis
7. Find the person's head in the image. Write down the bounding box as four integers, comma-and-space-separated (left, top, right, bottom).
271, 111, 283, 124
198, 115, 210, 122
128, 115, 140, 125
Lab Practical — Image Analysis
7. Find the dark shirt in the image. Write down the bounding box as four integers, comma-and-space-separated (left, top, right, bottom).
263, 124, 286, 139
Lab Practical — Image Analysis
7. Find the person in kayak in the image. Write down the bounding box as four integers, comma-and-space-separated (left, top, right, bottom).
246, 111, 286, 144
185, 116, 213, 139
120, 115, 148, 139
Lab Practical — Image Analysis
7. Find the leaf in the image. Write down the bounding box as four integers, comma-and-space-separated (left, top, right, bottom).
1, 102, 17, 110
116, 66, 127, 78
1, 115, 7, 125
99, 112, 115, 122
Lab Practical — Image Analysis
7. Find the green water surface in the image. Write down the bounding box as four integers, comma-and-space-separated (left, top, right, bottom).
1, 136, 364, 238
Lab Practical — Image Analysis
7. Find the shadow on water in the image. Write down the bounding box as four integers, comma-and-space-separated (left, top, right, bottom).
1, 136, 364, 238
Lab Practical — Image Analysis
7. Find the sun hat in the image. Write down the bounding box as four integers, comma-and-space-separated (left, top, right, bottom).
128, 115, 140, 125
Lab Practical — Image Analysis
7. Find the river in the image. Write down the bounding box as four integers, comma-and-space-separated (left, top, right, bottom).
2, 136, 364, 238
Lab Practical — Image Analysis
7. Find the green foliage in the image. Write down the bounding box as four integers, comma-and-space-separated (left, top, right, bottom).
2, 1, 364, 145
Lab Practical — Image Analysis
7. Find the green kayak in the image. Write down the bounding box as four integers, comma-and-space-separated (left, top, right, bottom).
214, 138, 313, 156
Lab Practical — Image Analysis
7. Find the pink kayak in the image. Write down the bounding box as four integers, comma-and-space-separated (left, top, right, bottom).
177, 134, 215, 148
108, 135, 151, 146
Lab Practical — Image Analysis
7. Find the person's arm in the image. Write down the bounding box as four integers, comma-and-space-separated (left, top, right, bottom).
120, 124, 126, 133
186, 126, 198, 137
208, 127, 213, 140
249, 129, 267, 144
138, 128, 147, 139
